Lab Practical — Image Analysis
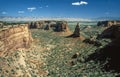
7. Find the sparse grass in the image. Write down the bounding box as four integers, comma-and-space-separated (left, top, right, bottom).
31, 25, 119, 77
0, 24, 119, 77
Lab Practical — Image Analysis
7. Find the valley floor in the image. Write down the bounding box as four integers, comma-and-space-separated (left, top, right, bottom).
0, 26, 119, 77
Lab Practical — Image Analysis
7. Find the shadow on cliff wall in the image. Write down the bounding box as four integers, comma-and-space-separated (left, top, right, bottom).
85, 38, 120, 76
85, 25, 120, 77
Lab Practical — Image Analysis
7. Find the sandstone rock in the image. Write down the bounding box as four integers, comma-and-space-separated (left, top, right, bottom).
54, 21, 70, 32
73, 23, 80, 37
44, 24, 51, 30
0, 24, 33, 56
97, 21, 120, 27
69, 23, 80, 37
0, 22, 3, 28
29, 21, 45, 29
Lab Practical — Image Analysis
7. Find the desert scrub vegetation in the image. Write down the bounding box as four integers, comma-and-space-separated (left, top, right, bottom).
0, 24, 119, 77
30, 26, 119, 77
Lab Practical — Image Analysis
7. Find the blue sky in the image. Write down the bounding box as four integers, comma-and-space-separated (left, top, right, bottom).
0, 0, 120, 18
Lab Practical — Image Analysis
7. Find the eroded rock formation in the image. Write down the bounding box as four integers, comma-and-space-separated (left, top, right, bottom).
68, 23, 80, 37
97, 20, 120, 27
29, 21, 45, 29
54, 21, 70, 32
0, 22, 3, 28
67, 23, 85, 40
44, 24, 51, 30
73, 23, 80, 37
0, 24, 33, 55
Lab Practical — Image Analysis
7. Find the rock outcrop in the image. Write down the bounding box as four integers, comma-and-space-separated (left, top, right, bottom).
54, 21, 70, 32
0, 24, 33, 56
83, 38, 102, 47
44, 24, 51, 30
0, 22, 3, 28
87, 25, 120, 71
97, 36, 120, 71
67, 23, 85, 40
97, 20, 120, 27
68, 23, 80, 37
29, 21, 45, 29
73, 23, 80, 37
97, 25, 120, 39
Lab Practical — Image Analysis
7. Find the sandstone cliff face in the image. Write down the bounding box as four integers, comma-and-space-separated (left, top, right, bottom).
97, 21, 120, 27
0, 24, 33, 55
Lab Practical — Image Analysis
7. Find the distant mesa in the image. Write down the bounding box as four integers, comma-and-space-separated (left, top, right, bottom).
54, 21, 70, 32
29, 21, 70, 32
44, 21, 56, 30
29, 21, 45, 29
97, 20, 120, 27
44, 23, 51, 30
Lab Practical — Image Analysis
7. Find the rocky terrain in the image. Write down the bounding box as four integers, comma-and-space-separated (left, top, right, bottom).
97, 20, 120, 27
29, 21, 70, 33
0, 24, 33, 56
90, 24, 120, 72
97, 24, 120, 39
29, 21, 45, 29
0, 21, 120, 77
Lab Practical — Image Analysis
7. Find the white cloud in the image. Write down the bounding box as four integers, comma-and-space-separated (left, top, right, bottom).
72, 1, 88, 6
18, 11, 24, 14
2, 11, 7, 14
27, 7, 36, 12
